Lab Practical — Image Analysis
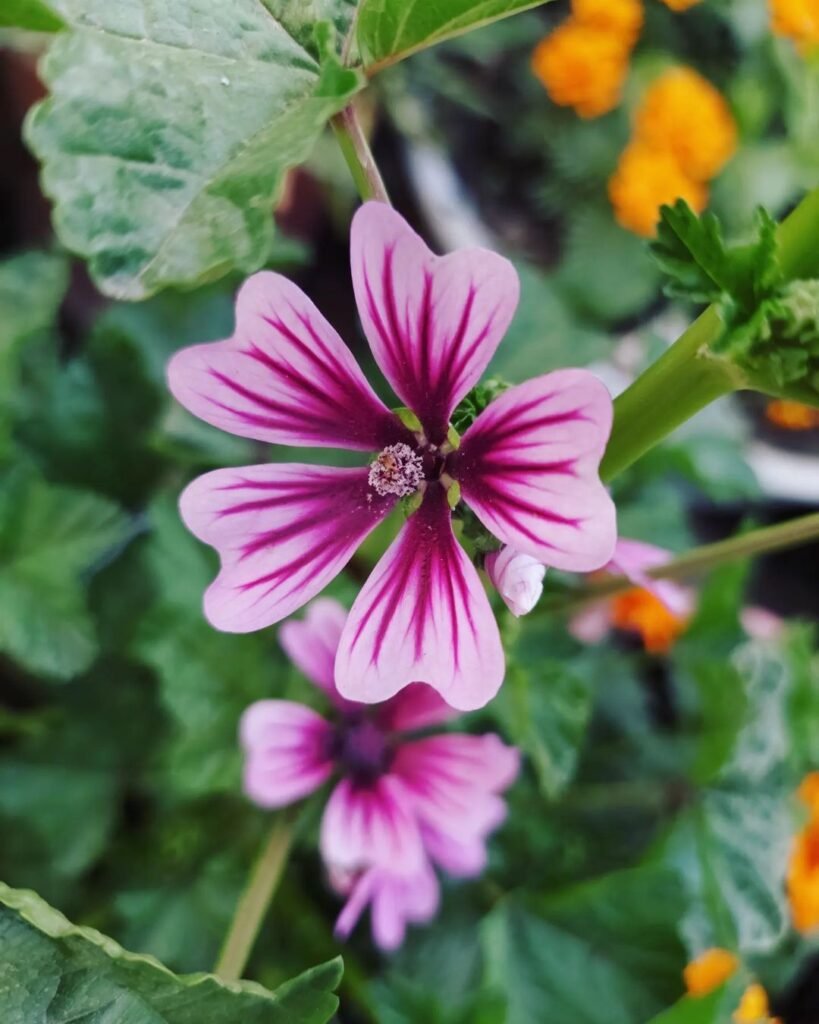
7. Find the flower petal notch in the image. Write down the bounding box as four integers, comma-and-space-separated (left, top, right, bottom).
455, 371, 617, 571
167, 272, 406, 452
335, 487, 505, 711
168, 202, 615, 709
351, 202, 520, 444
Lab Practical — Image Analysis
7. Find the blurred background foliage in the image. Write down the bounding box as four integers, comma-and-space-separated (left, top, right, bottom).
1, 0, 819, 1021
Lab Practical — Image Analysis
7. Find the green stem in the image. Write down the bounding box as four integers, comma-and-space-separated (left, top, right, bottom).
600, 307, 737, 481
601, 186, 819, 481
553, 511, 819, 614
331, 102, 390, 204
214, 818, 294, 981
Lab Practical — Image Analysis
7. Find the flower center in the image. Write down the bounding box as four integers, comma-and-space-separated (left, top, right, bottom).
332, 716, 393, 785
368, 443, 424, 498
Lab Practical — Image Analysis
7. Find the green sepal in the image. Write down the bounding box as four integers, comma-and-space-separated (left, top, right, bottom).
446, 480, 461, 510
394, 406, 423, 433
400, 488, 425, 517
446, 422, 461, 450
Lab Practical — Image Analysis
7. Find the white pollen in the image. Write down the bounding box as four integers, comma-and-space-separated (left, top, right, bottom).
368, 443, 424, 498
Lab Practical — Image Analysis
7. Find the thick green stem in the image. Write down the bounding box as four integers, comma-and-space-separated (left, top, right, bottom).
601, 186, 819, 481
600, 308, 737, 481
214, 818, 294, 981
331, 103, 390, 204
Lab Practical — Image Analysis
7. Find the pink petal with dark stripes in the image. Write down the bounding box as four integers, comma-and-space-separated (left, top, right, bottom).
320, 775, 425, 875
179, 463, 396, 633
454, 370, 616, 572
376, 682, 458, 734
240, 700, 333, 809
334, 485, 504, 711
351, 202, 519, 445
167, 272, 409, 451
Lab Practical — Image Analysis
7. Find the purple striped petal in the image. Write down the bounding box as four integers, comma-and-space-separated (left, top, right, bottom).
608, 538, 691, 616
167, 272, 408, 451
240, 700, 333, 809
351, 202, 519, 445
180, 463, 396, 633
320, 775, 425, 875
454, 370, 616, 572
334, 485, 505, 712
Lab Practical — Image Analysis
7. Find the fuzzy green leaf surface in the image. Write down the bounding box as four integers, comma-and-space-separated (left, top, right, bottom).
26, 1, 362, 299
0, 883, 343, 1023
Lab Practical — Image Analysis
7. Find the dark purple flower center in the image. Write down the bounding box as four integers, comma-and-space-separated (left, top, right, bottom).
330, 715, 393, 785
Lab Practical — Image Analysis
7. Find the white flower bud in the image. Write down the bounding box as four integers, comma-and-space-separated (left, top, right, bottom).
485, 546, 545, 617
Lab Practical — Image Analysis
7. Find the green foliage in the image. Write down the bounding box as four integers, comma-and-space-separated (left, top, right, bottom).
132, 499, 280, 796
26, 2, 362, 298
652, 201, 819, 404
0, 251, 68, 455
0, 466, 129, 679
645, 979, 748, 1024
0, 0, 62, 31
495, 659, 593, 799
661, 641, 797, 955
357, 0, 553, 69
483, 867, 686, 1023
0, 883, 343, 1023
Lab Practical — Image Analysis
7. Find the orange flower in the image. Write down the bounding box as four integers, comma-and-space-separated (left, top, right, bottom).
788, 774, 819, 933
734, 983, 777, 1023
765, 399, 819, 430
608, 140, 708, 237
770, 0, 819, 52
610, 584, 689, 652
572, 0, 644, 46
660, 0, 703, 9
634, 68, 737, 181
683, 948, 739, 996
531, 22, 630, 118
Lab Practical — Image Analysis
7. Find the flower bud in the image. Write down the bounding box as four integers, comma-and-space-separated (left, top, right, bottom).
485, 547, 546, 617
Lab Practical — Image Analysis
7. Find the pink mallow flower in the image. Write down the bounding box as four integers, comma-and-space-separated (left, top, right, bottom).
168, 202, 616, 711
240, 598, 519, 950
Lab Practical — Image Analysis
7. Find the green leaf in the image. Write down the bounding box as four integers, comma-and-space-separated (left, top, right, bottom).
262, 0, 358, 57
645, 980, 748, 1024
556, 204, 661, 324
0, 251, 68, 454
132, 499, 279, 795
482, 867, 686, 1024
0, 468, 129, 679
26, 1, 362, 299
661, 642, 797, 955
495, 660, 592, 799
651, 201, 781, 312
357, 0, 552, 70
0, 882, 343, 1023
0, 0, 63, 31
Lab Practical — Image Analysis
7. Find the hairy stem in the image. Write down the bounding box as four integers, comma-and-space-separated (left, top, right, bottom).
602, 186, 819, 481
552, 511, 819, 614
214, 818, 294, 981
331, 102, 390, 204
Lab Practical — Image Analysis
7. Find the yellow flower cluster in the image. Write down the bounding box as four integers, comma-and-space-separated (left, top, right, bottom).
609, 68, 737, 237
770, 0, 819, 53
531, 0, 643, 118
788, 772, 819, 932
683, 949, 780, 1024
